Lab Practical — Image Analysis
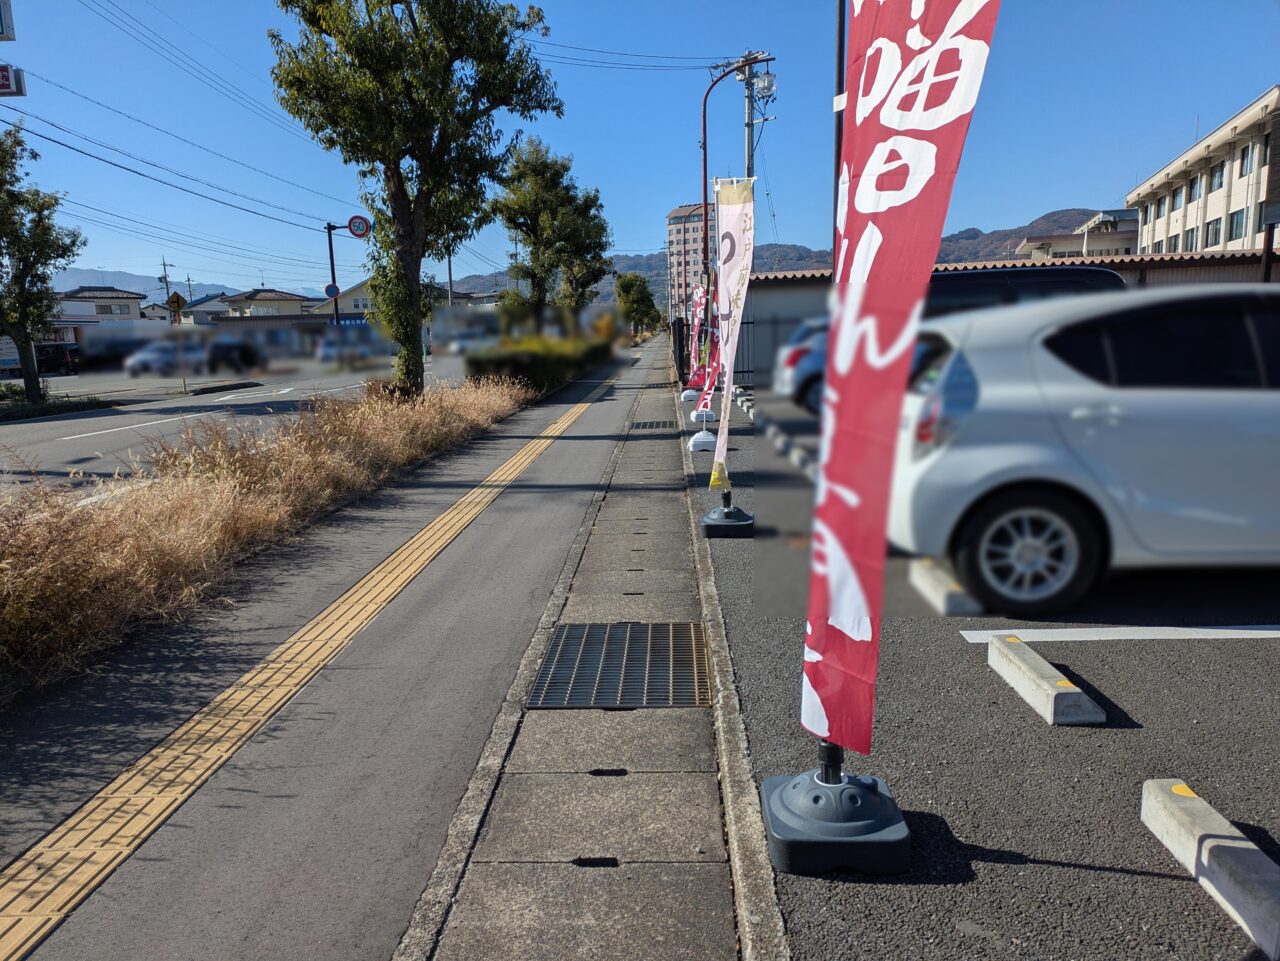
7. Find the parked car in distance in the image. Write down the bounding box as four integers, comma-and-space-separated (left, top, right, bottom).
34, 342, 81, 376
888, 284, 1280, 614
786, 266, 1126, 414
124, 340, 208, 377
772, 317, 828, 397
82, 336, 152, 372
447, 330, 498, 355
207, 340, 267, 375
316, 338, 371, 365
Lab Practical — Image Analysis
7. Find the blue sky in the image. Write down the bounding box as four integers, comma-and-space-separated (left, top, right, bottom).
6, 0, 1279, 297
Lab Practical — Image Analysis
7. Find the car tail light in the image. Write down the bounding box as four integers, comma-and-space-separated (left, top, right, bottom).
912, 350, 978, 460
782, 345, 811, 369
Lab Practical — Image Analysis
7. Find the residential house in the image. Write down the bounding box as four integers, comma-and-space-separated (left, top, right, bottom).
178, 291, 233, 326
223, 288, 310, 317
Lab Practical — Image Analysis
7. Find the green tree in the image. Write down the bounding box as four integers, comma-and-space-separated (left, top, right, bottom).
270, 0, 562, 393
490, 138, 572, 334
554, 185, 612, 328
0, 128, 86, 404
614, 272, 660, 332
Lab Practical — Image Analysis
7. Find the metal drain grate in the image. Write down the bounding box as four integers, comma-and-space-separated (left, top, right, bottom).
527, 623, 709, 708
631, 420, 676, 430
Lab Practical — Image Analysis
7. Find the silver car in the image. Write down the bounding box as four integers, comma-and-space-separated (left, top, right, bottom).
887, 284, 1280, 614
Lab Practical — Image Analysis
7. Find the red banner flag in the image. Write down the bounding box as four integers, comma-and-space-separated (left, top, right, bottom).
802, 0, 1000, 754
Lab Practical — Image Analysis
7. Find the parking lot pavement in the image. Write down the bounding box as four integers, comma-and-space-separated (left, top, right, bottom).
688, 385, 1280, 960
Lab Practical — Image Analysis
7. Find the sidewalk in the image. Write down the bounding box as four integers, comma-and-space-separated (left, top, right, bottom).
399, 340, 739, 961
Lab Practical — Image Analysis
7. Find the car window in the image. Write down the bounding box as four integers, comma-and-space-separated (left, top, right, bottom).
1045, 321, 1111, 383
1104, 302, 1260, 389
907, 333, 952, 394
1250, 299, 1280, 388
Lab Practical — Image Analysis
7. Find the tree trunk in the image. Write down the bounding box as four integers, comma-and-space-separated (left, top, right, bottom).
12, 332, 42, 404
393, 251, 425, 395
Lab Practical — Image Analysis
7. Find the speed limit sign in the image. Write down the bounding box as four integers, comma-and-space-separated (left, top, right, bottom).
347, 215, 372, 239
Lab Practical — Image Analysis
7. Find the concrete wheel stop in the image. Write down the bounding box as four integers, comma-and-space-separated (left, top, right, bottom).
701, 491, 753, 538
760, 741, 911, 876
681, 387, 700, 401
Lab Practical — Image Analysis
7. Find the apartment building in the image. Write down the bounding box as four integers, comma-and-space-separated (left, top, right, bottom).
1127, 85, 1278, 255
666, 203, 717, 320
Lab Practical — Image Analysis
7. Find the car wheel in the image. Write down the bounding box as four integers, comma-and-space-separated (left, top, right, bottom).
799, 377, 823, 416
952, 488, 1104, 615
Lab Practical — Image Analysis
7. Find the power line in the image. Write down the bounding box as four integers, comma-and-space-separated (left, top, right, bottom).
137, 0, 277, 92
536, 54, 709, 72
61, 199, 365, 271
0, 118, 326, 233
74, 0, 312, 144
0, 104, 338, 222
22, 68, 356, 207
529, 38, 731, 61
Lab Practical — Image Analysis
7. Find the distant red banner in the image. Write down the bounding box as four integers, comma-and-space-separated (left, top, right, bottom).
802, 0, 1001, 754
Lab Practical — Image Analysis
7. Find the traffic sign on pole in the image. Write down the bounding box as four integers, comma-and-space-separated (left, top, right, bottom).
0, 64, 25, 97
0, 1, 15, 42
166, 291, 188, 313
324, 283, 340, 299
347, 215, 371, 239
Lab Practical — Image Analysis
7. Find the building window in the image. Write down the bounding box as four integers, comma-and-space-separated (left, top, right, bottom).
1140, 204, 1150, 226
1183, 227, 1198, 252
1139, 245, 1148, 255
93, 303, 130, 315
1228, 208, 1247, 242
1171, 186, 1184, 211
1167, 234, 1179, 253
1239, 144, 1254, 177
1205, 217, 1222, 247
1152, 240, 1164, 254
1155, 196, 1167, 219
1209, 161, 1225, 192
1188, 174, 1202, 202
1264, 132, 1272, 167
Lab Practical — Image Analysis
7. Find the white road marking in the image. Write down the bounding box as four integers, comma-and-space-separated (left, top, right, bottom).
60, 412, 211, 441
961, 626, 1280, 644
220, 387, 295, 400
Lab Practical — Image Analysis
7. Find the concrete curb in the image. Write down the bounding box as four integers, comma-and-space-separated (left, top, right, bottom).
907, 558, 983, 616
1141, 779, 1280, 960
986, 634, 1106, 725
390, 364, 640, 961
188, 379, 262, 396
676, 374, 791, 961
733, 386, 817, 483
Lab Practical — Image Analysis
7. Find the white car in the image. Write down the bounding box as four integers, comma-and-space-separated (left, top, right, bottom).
887, 283, 1280, 614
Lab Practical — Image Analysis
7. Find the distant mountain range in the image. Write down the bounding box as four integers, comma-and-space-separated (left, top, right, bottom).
58, 208, 1096, 313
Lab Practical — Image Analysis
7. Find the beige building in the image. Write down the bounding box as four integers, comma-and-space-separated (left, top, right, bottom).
59, 285, 145, 320
314, 277, 374, 317
666, 203, 717, 321
1127, 85, 1278, 255
1015, 210, 1139, 260
223, 288, 310, 317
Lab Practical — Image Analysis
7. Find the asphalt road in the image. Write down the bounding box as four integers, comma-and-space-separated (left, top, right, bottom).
696, 388, 1280, 961
0, 355, 466, 486
0, 346, 640, 960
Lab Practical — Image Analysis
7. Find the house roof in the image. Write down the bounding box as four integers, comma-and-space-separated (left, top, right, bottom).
750, 268, 833, 283
223, 288, 307, 303
934, 250, 1273, 271
184, 291, 232, 309
60, 285, 145, 300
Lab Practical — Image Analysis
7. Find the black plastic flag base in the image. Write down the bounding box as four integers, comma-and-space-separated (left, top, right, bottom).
760, 769, 911, 876
701, 491, 754, 539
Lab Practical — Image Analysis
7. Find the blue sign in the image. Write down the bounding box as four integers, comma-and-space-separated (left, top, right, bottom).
324, 283, 340, 299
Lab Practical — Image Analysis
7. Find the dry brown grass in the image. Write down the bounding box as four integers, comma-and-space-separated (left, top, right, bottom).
0, 377, 533, 697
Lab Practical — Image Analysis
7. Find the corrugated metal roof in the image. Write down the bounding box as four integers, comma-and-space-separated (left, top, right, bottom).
750, 268, 833, 282
934, 251, 1271, 271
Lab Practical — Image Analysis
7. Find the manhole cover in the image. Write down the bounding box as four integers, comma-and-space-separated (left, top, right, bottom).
632, 420, 676, 430
527, 623, 709, 709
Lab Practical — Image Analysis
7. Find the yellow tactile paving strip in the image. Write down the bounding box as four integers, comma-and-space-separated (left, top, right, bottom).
0, 385, 610, 961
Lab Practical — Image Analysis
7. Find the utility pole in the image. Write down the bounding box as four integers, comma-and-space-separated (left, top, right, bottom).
446, 250, 454, 309
185, 274, 194, 300
743, 59, 757, 179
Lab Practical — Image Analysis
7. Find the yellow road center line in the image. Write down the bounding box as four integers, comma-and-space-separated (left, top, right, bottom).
0, 382, 612, 961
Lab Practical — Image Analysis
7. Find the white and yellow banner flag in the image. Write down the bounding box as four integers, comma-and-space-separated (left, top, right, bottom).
709, 177, 755, 489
